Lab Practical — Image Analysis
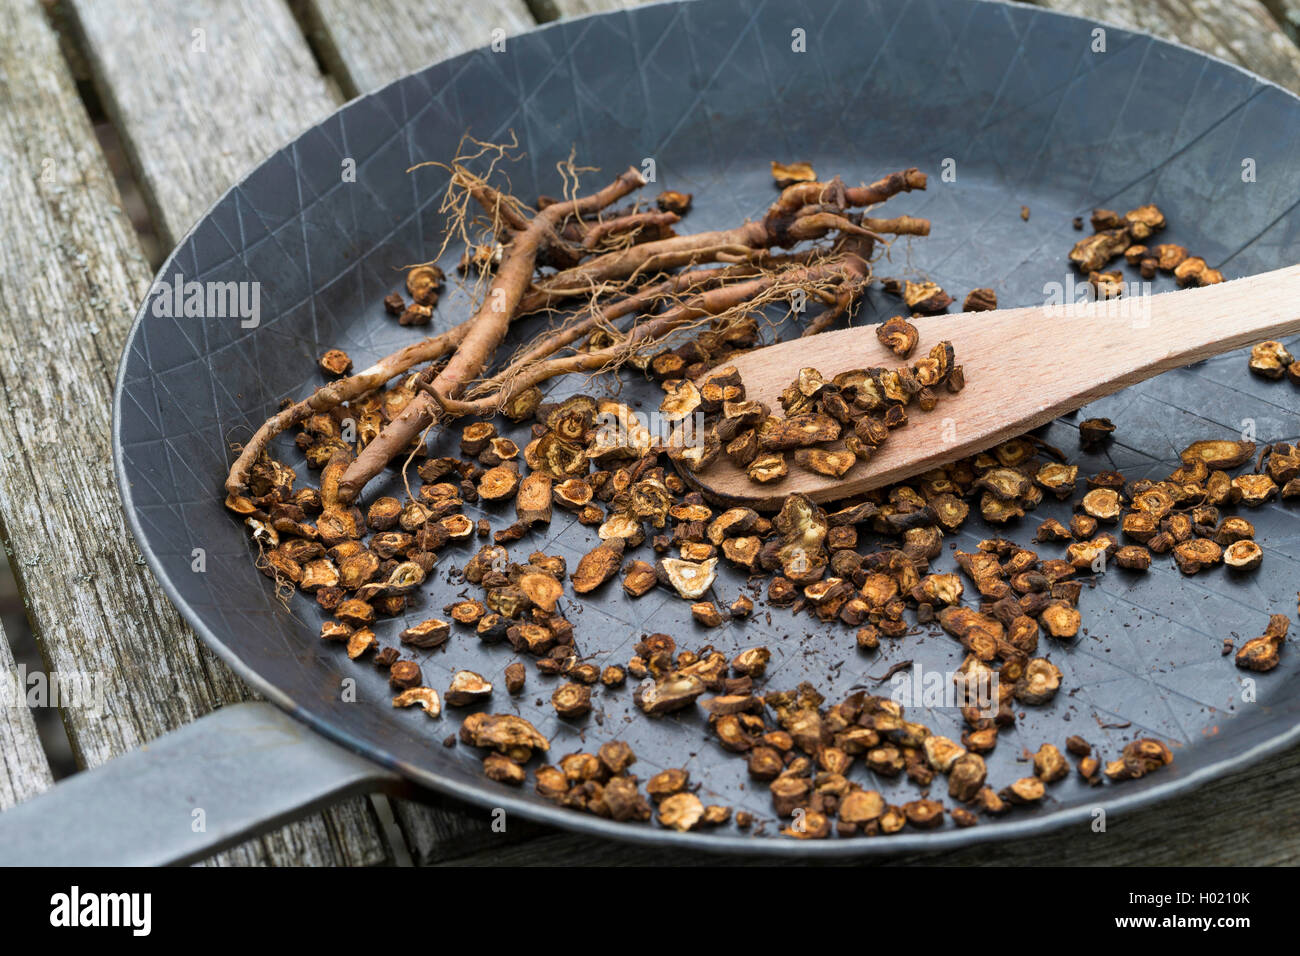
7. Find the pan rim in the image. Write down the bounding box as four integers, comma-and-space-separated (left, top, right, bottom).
113, 0, 1300, 858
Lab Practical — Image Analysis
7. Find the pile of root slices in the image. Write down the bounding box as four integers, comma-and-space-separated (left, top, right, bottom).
224, 152, 1296, 839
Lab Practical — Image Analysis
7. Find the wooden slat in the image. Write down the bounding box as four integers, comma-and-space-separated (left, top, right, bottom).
388, 793, 548, 866
0, 622, 54, 811
0, 0, 388, 866
301, 0, 535, 96
1036, 0, 1300, 94
63, 0, 337, 247
532, 0, 657, 22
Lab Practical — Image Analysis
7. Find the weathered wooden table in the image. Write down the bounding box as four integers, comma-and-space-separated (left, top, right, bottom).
1, 0, 1297, 866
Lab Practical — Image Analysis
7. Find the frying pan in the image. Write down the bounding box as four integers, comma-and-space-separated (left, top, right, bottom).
4, 0, 1298, 864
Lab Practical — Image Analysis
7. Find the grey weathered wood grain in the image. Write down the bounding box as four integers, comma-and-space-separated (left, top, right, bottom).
0, 0, 387, 866
1262, 0, 1300, 46
530, 0, 657, 23
0, 622, 54, 811
301, 0, 535, 96
434, 741, 1300, 866
63, 0, 338, 247
1036, 0, 1300, 94
388, 792, 548, 866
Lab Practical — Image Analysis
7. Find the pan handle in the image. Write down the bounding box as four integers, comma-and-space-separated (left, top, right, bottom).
0, 701, 408, 866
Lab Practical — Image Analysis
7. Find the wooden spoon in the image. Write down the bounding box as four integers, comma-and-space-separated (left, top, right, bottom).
688, 265, 1300, 508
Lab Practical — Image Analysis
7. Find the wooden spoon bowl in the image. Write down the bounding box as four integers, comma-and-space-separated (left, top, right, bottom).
688, 266, 1300, 508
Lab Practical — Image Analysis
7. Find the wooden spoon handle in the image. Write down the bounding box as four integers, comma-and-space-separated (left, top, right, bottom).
1081, 263, 1300, 370
690, 265, 1300, 508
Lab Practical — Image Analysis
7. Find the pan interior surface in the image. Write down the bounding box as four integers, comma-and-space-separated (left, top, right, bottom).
115, 0, 1300, 854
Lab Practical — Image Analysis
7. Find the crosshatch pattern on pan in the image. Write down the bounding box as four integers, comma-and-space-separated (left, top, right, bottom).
115, 0, 1300, 854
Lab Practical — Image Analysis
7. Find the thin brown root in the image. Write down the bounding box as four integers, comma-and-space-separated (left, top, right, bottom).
801, 277, 868, 336
253, 537, 295, 606
438, 250, 871, 418
224, 322, 471, 498
338, 163, 649, 502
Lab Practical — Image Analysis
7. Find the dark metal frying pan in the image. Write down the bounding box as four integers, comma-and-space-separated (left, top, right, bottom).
5, 0, 1299, 864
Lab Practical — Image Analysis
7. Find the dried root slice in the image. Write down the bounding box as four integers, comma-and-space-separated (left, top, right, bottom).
692, 601, 724, 627
346, 629, 377, 659
1232, 473, 1278, 507
552, 681, 593, 718
483, 753, 526, 785
571, 539, 625, 594
392, 687, 441, 717
876, 316, 919, 357
478, 464, 520, 502
389, 660, 422, 689
1236, 614, 1289, 672
1104, 739, 1173, 781
460, 421, 497, 457
635, 674, 706, 715
770, 160, 816, 188
446, 670, 493, 707
1223, 540, 1263, 571
657, 557, 717, 600
1173, 256, 1223, 287
747, 453, 787, 484
963, 288, 996, 312
318, 349, 352, 376
794, 447, 856, 478
1114, 545, 1152, 571
515, 473, 553, 526
1000, 777, 1045, 805
1015, 658, 1062, 704
1248, 340, 1294, 379
658, 791, 705, 831
1040, 602, 1081, 639
731, 646, 770, 678
1070, 229, 1129, 273
1078, 417, 1115, 446
1034, 744, 1069, 783
504, 662, 526, 695
902, 280, 952, 314
442, 514, 475, 541
1180, 439, 1255, 470
1172, 538, 1222, 575
460, 713, 550, 757
903, 799, 945, 829
759, 414, 841, 452
514, 567, 561, 613
448, 598, 486, 624
401, 618, 451, 649
948, 753, 986, 802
